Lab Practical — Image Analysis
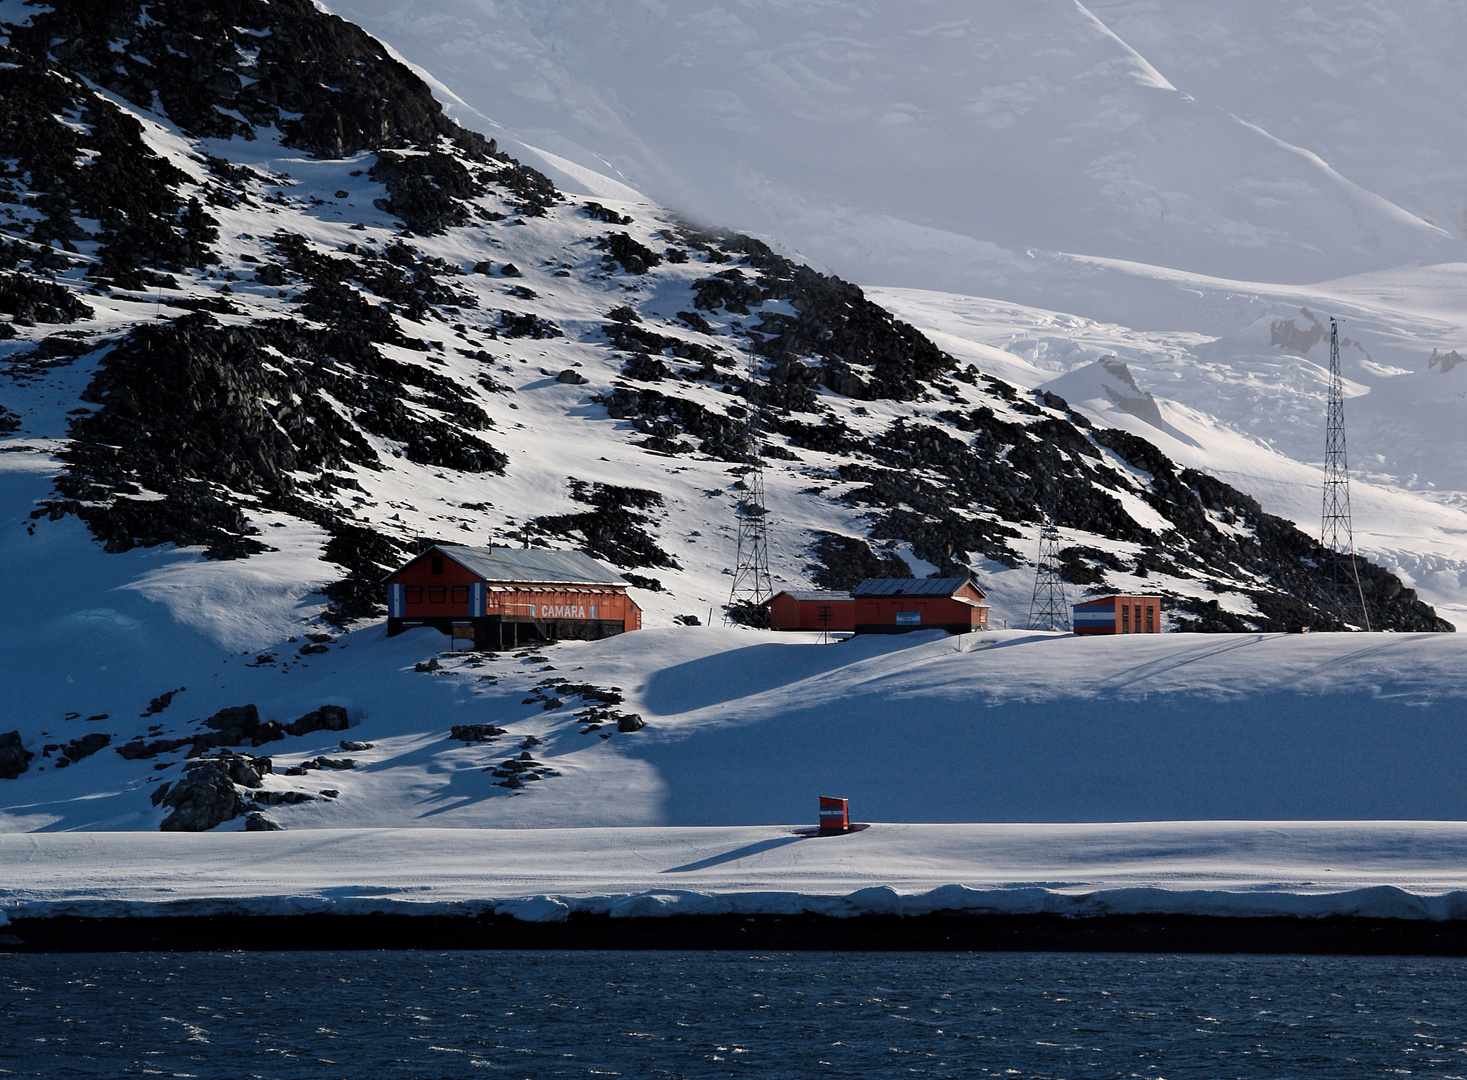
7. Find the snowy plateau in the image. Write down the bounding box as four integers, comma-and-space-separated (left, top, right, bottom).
3, 0, 1467, 928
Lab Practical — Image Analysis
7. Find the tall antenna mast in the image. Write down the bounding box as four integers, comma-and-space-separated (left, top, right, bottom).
1027, 516, 1071, 632
727, 355, 773, 613
1320, 317, 1370, 631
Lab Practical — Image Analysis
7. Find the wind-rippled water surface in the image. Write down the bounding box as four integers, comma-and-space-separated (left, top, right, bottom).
3, 950, 1466, 1078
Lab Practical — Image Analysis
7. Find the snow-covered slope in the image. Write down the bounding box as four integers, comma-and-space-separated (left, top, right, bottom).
6, 623, 1467, 833
324, 0, 1465, 289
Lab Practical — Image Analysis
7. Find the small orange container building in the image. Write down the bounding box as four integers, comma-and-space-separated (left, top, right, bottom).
765, 590, 855, 632
384, 544, 641, 649
1073, 594, 1162, 635
852, 577, 989, 635
819, 796, 850, 832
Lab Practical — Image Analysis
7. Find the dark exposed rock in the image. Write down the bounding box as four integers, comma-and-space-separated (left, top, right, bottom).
0, 61, 216, 284
533, 480, 678, 570
592, 385, 748, 460
498, 311, 562, 338
0, 274, 92, 325
159, 759, 247, 831
117, 737, 193, 761
808, 533, 912, 591
1428, 348, 1464, 373
6, 0, 489, 160
244, 812, 282, 831
555, 369, 588, 385
60, 733, 111, 763
616, 714, 645, 733
370, 150, 483, 234
42, 311, 501, 601
252, 789, 314, 805
142, 687, 185, 716
450, 724, 506, 742
676, 310, 713, 334
285, 706, 350, 737
583, 202, 633, 225
542, 681, 623, 705
206, 749, 273, 788
692, 269, 764, 315
309, 756, 356, 770
597, 231, 662, 275
0, 731, 33, 780
150, 781, 172, 807
206, 705, 260, 737
339, 740, 374, 752
1271, 310, 1329, 354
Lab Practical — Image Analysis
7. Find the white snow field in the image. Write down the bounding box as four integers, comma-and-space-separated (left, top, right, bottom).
6, 822, 1467, 923
324, 0, 1467, 626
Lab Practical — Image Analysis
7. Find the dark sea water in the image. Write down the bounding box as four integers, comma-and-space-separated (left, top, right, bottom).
2, 951, 1466, 1079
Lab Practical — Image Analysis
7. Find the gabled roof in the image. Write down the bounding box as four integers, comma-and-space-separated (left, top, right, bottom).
851, 576, 983, 598
767, 590, 853, 604
388, 545, 628, 586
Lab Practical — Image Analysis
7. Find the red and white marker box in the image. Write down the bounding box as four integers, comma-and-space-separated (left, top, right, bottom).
818, 796, 849, 832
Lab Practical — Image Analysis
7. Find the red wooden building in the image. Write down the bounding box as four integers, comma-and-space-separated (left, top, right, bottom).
1073, 594, 1162, 635
765, 590, 855, 632
852, 577, 990, 635
384, 544, 641, 649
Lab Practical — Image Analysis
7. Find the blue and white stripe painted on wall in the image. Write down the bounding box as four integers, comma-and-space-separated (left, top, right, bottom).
469, 582, 487, 616
1072, 604, 1116, 627
387, 583, 406, 617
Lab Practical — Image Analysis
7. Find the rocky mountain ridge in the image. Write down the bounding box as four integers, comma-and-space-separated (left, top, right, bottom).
0, 0, 1449, 641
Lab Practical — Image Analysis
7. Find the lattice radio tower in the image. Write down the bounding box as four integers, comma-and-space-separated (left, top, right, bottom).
727, 356, 774, 612
1320, 317, 1371, 631
1027, 515, 1071, 632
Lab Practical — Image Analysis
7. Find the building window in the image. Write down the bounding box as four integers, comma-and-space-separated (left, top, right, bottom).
428, 587, 446, 604
1121, 605, 1130, 633
406, 587, 422, 603
1146, 605, 1155, 633
451, 587, 468, 604
430, 555, 444, 575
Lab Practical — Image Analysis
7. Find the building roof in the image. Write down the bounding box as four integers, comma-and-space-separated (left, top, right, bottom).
393, 545, 628, 587
1074, 593, 1161, 607
767, 590, 853, 604
851, 576, 981, 598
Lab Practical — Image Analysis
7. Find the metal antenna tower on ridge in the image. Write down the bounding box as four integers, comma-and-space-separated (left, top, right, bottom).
1320, 317, 1370, 631
1027, 516, 1071, 632
726, 355, 774, 614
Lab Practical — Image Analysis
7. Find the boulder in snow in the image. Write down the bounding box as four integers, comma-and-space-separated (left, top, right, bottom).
284, 705, 350, 737
159, 761, 247, 832
0, 731, 33, 780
